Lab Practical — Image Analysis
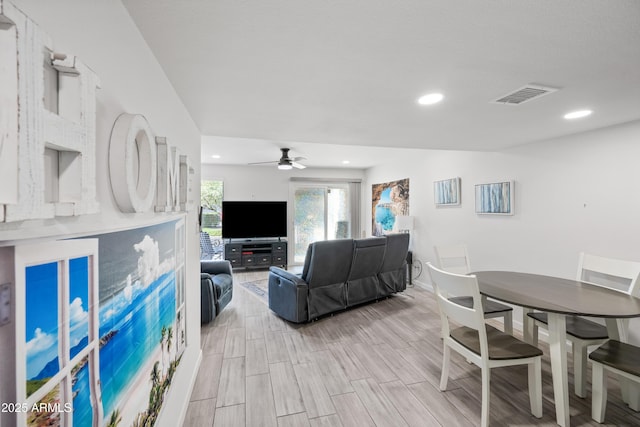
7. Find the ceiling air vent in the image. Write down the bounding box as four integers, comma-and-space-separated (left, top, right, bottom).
493, 84, 559, 105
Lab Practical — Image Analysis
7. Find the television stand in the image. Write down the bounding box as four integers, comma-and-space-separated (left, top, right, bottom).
224, 240, 287, 269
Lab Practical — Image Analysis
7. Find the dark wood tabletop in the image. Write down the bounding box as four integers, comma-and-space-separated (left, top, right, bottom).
474, 271, 640, 318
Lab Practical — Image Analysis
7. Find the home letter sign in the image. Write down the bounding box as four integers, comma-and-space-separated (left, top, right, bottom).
109, 114, 195, 213
0, 0, 101, 222
155, 136, 179, 212
109, 113, 157, 213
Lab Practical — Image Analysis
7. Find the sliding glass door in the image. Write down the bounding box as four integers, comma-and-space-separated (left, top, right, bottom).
292, 183, 351, 264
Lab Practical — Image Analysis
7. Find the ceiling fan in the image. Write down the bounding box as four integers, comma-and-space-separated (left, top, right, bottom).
249, 148, 307, 170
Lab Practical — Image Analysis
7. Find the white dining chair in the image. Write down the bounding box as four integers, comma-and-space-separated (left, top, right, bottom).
427, 263, 543, 427
434, 244, 513, 334
589, 339, 640, 422
528, 252, 640, 397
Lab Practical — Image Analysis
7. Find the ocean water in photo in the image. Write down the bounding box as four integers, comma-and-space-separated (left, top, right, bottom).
98, 271, 176, 420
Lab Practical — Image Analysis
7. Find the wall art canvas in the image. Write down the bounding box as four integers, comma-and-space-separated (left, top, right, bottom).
434, 177, 461, 206
475, 181, 514, 215
372, 178, 410, 236
17, 218, 186, 427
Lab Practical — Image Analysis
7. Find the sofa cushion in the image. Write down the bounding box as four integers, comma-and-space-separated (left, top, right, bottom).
212, 273, 233, 298
378, 233, 410, 294
380, 233, 409, 272
349, 237, 386, 280
302, 239, 354, 287
346, 237, 386, 305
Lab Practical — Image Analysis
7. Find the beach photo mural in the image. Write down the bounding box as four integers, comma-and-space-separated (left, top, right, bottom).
371, 178, 410, 236
21, 218, 186, 426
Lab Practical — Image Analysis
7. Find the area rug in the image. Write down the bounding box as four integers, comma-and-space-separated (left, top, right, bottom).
240, 278, 269, 304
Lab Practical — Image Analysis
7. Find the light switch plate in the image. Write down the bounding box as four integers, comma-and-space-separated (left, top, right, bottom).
0, 283, 10, 325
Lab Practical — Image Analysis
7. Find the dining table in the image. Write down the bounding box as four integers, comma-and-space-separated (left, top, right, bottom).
473, 271, 640, 427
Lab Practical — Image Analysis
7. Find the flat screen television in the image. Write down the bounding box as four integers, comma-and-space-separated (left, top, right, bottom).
222, 201, 287, 239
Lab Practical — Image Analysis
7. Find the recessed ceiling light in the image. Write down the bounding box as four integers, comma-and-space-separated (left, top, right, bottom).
211, 154, 221, 159
417, 93, 444, 105
342, 160, 350, 164
564, 109, 592, 120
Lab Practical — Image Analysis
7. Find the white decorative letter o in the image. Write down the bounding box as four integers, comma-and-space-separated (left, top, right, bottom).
109, 113, 157, 213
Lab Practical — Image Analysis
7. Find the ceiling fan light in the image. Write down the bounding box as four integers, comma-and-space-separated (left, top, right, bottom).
417, 92, 444, 105
278, 163, 293, 170
564, 109, 592, 120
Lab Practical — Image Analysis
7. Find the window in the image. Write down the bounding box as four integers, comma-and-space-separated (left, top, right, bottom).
16, 239, 101, 427
290, 179, 361, 264
201, 180, 224, 259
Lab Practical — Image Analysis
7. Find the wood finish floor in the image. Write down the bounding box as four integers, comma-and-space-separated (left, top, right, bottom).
184, 271, 640, 426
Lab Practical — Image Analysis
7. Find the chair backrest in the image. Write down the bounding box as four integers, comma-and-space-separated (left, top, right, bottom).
301, 239, 354, 288
434, 243, 471, 275
427, 263, 488, 355
577, 252, 640, 297
380, 233, 410, 273
200, 231, 214, 259
348, 237, 387, 280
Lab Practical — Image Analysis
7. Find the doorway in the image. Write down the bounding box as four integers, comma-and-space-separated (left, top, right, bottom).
200, 180, 224, 259
291, 183, 352, 264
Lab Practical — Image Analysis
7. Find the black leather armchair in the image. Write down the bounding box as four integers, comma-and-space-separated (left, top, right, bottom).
200, 260, 233, 324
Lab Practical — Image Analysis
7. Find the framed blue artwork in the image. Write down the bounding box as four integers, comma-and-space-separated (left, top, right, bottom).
434, 177, 461, 206
475, 180, 514, 215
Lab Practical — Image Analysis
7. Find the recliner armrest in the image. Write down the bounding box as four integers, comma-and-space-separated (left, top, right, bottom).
201, 260, 233, 276
268, 266, 309, 323
269, 266, 306, 288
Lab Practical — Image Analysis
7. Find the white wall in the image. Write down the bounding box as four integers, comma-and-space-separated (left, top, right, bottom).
0, 1, 202, 426
365, 119, 640, 342
202, 163, 364, 201
202, 164, 365, 263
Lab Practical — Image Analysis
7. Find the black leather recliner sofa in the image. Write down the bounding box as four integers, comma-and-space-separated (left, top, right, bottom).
268, 233, 409, 323
200, 260, 233, 324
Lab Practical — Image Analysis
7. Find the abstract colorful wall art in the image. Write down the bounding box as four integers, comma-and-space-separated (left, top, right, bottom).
371, 178, 410, 236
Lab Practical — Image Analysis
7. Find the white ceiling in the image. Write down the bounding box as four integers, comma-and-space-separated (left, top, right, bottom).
123, 0, 640, 169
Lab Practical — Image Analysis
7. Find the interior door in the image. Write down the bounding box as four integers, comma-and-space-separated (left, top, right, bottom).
292, 183, 350, 264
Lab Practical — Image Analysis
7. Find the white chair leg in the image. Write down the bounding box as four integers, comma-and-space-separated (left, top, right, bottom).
440, 344, 451, 391
522, 308, 537, 345
481, 367, 491, 427
605, 317, 633, 406
573, 341, 588, 398
532, 324, 539, 347
528, 357, 543, 418
629, 383, 640, 411
591, 362, 607, 423
504, 310, 513, 335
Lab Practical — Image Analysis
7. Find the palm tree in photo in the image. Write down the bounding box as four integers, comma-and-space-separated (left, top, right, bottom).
107, 409, 122, 427
166, 326, 173, 362
150, 361, 160, 387
160, 325, 167, 373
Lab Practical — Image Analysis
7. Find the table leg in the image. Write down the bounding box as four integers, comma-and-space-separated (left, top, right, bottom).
548, 313, 570, 427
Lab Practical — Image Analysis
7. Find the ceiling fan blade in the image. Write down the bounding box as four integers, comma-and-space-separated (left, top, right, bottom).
248, 160, 278, 165
292, 161, 307, 169
291, 156, 306, 162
